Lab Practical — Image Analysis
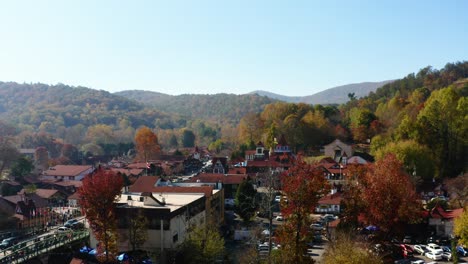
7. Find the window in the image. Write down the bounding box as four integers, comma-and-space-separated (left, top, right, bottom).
139, 197, 144, 202
173, 233, 178, 243
70, 176, 75, 180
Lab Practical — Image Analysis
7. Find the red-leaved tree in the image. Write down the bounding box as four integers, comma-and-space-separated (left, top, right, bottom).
79, 168, 123, 263
360, 154, 421, 233
275, 157, 330, 263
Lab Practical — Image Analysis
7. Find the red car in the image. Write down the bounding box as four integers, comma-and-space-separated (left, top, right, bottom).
399, 244, 414, 258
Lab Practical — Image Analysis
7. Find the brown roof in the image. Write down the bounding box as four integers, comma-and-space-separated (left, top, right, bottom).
128, 176, 159, 192
110, 168, 144, 176
186, 173, 247, 185
18, 189, 58, 199
43, 165, 93, 176
52, 180, 83, 188
68, 192, 80, 200
228, 168, 247, 174
318, 193, 342, 205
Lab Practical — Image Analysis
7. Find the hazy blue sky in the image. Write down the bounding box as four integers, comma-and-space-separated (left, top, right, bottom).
0, 1, 466, 96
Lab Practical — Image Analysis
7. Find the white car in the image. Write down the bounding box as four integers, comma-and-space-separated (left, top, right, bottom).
310, 223, 324, 231
274, 196, 281, 202
275, 215, 284, 221
426, 243, 443, 254
442, 251, 452, 261
425, 251, 442, 260
413, 244, 428, 255
56, 226, 71, 233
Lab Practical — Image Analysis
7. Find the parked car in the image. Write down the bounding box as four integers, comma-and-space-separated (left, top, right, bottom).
413, 244, 428, 255
457, 245, 468, 256
274, 196, 281, 203
321, 214, 337, 222
56, 226, 71, 233
402, 235, 413, 244
275, 215, 284, 221
410, 260, 425, 264
71, 222, 84, 230
425, 251, 442, 260
399, 244, 414, 258
442, 251, 452, 261
426, 243, 443, 254
64, 219, 79, 228
0, 237, 18, 249
310, 223, 324, 231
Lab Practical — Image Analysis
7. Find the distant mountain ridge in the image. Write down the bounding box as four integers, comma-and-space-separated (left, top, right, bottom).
250, 80, 394, 104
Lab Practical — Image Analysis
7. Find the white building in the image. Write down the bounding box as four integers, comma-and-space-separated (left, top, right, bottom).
108, 191, 207, 252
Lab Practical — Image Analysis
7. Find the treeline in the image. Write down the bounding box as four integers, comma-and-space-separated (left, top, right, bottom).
117, 91, 278, 125
0, 61, 466, 180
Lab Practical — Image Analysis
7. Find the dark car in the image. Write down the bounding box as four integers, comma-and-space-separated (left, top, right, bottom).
71, 222, 85, 230
402, 235, 412, 244
64, 219, 79, 228
0, 237, 18, 249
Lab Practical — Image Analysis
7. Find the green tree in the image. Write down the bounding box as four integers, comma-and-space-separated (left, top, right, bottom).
128, 210, 148, 252
10, 156, 34, 180
372, 140, 434, 182
208, 139, 224, 153
175, 225, 225, 264
416, 87, 467, 178
181, 129, 196, 148
0, 137, 19, 178
235, 177, 257, 223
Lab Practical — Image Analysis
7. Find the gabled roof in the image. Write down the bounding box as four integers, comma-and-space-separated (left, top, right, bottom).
128, 176, 159, 192
18, 189, 59, 199
43, 165, 93, 176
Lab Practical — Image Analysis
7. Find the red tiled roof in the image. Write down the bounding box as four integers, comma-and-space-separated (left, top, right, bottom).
128, 176, 159, 192
228, 168, 247, 174
318, 193, 342, 205
429, 205, 464, 219
43, 165, 93, 176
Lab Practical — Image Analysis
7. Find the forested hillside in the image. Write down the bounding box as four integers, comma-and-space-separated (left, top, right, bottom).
0, 61, 466, 181
116, 91, 277, 124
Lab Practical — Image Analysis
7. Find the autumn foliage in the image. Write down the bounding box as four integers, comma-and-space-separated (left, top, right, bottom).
79, 168, 124, 262
134, 126, 161, 161
275, 157, 330, 263
348, 154, 421, 233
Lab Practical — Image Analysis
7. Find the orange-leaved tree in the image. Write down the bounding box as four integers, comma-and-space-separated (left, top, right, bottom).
275, 157, 330, 263
134, 126, 160, 162
79, 168, 124, 263
360, 153, 421, 233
